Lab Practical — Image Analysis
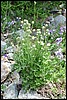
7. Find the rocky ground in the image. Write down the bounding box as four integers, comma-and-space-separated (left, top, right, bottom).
1, 29, 66, 99
1, 30, 48, 99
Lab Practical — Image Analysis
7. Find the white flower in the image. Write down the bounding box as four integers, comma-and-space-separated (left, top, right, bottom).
25, 27, 28, 30
24, 19, 28, 23
28, 23, 31, 28
32, 55, 35, 58
37, 29, 41, 32
37, 29, 41, 34
41, 36, 44, 40
22, 43, 25, 45
40, 41, 44, 46
37, 31, 41, 34
32, 44, 36, 48
26, 29, 31, 33
45, 24, 48, 27
32, 36, 36, 40
34, 48, 37, 50
32, 21, 34, 24
59, 4, 64, 8
20, 24, 23, 27
48, 32, 50, 35
53, 29, 56, 32
47, 43, 51, 46
28, 34, 31, 38
23, 22, 27, 26
33, 29, 36, 32
19, 17, 21, 20
41, 47, 44, 50
34, 1, 36, 5
43, 56, 45, 58
44, 32, 45, 35
22, 38, 24, 41
59, 48, 63, 52
37, 41, 40, 44
46, 21, 50, 24
21, 21, 23, 24
42, 26, 45, 29
46, 29, 49, 32
16, 37, 21, 40
51, 37, 53, 39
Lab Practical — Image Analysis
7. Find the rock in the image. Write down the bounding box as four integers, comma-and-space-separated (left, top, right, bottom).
48, 14, 66, 30
3, 71, 21, 90
10, 71, 20, 84
49, 7, 59, 14
1, 61, 11, 83
1, 55, 8, 62
7, 53, 13, 60
49, 20, 56, 29
18, 89, 49, 99
54, 15, 66, 28
1, 41, 7, 54
16, 29, 25, 39
6, 46, 14, 53
3, 83, 18, 99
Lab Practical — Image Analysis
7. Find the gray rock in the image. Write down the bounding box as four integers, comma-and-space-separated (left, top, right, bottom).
7, 53, 13, 60
3, 83, 18, 99
3, 71, 20, 87
18, 89, 49, 99
6, 46, 14, 53
16, 29, 25, 39
43, 14, 66, 30
1, 41, 7, 54
54, 15, 66, 28
10, 71, 20, 84
1, 61, 11, 83
49, 21, 56, 29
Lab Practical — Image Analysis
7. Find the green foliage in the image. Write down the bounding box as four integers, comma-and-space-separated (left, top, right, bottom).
1, 1, 66, 93
12, 21, 66, 91
1, 1, 66, 33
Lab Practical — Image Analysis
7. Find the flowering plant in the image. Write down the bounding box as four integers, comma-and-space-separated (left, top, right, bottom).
13, 21, 66, 91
